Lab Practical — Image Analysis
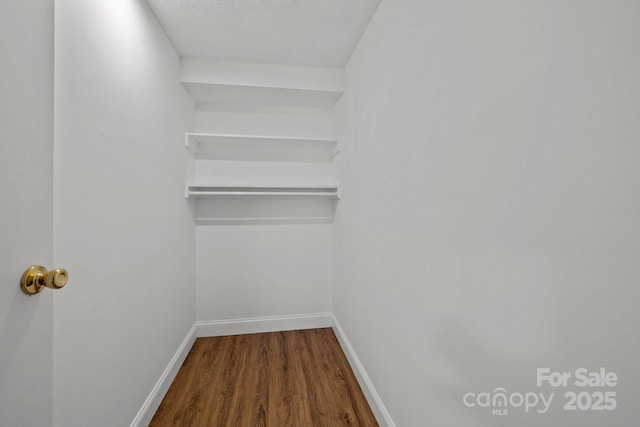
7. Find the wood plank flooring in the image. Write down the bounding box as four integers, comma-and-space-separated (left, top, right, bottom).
150, 328, 379, 427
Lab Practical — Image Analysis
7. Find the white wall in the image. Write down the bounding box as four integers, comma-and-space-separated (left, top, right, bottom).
53, 1, 195, 426
197, 224, 333, 321
0, 1, 54, 426
336, 1, 640, 425
193, 99, 336, 323
195, 110, 339, 139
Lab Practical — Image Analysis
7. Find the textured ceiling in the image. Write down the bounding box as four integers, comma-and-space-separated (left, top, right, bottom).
146, 0, 382, 67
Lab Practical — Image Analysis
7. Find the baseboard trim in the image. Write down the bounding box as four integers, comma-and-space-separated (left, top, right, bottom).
331, 315, 396, 427
196, 312, 333, 337
130, 323, 197, 427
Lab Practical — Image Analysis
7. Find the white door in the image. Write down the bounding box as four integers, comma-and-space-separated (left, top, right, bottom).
0, 1, 55, 426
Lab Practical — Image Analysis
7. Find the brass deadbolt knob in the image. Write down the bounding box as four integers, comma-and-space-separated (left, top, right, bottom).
20, 265, 68, 295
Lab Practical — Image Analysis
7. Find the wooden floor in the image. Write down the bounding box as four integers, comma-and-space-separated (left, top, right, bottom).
150, 328, 379, 427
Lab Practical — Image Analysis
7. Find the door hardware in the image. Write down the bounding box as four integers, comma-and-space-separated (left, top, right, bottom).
20, 265, 68, 295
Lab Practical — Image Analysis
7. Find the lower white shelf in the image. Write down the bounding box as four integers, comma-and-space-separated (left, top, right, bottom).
186, 185, 340, 199
194, 216, 335, 225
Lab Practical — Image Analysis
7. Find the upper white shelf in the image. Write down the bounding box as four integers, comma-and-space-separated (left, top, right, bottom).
186, 185, 340, 199
185, 132, 339, 162
182, 83, 344, 109
181, 59, 345, 110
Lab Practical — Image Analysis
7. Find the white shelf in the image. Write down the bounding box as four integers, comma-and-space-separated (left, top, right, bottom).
186, 185, 340, 199
180, 59, 344, 110
185, 132, 338, 162
183, 82, 343, 109
194, 216, 334, 225
181, 61, 342, 223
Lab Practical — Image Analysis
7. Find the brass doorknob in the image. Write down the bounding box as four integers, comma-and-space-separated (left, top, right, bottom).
20, 265, 68, 295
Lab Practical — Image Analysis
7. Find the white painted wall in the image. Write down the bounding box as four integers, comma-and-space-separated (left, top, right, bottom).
193, 87, 336, 323
195, 110, 339, 138
335, 1, 640, 425
53, 1, 195, 426
197, 224, 332, 321
0, 1, 54, 426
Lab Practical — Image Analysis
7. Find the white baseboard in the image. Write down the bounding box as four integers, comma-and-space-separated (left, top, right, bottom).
130, 323, 197, 427
331, 315, 396, 427
196, 312, 333, 337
